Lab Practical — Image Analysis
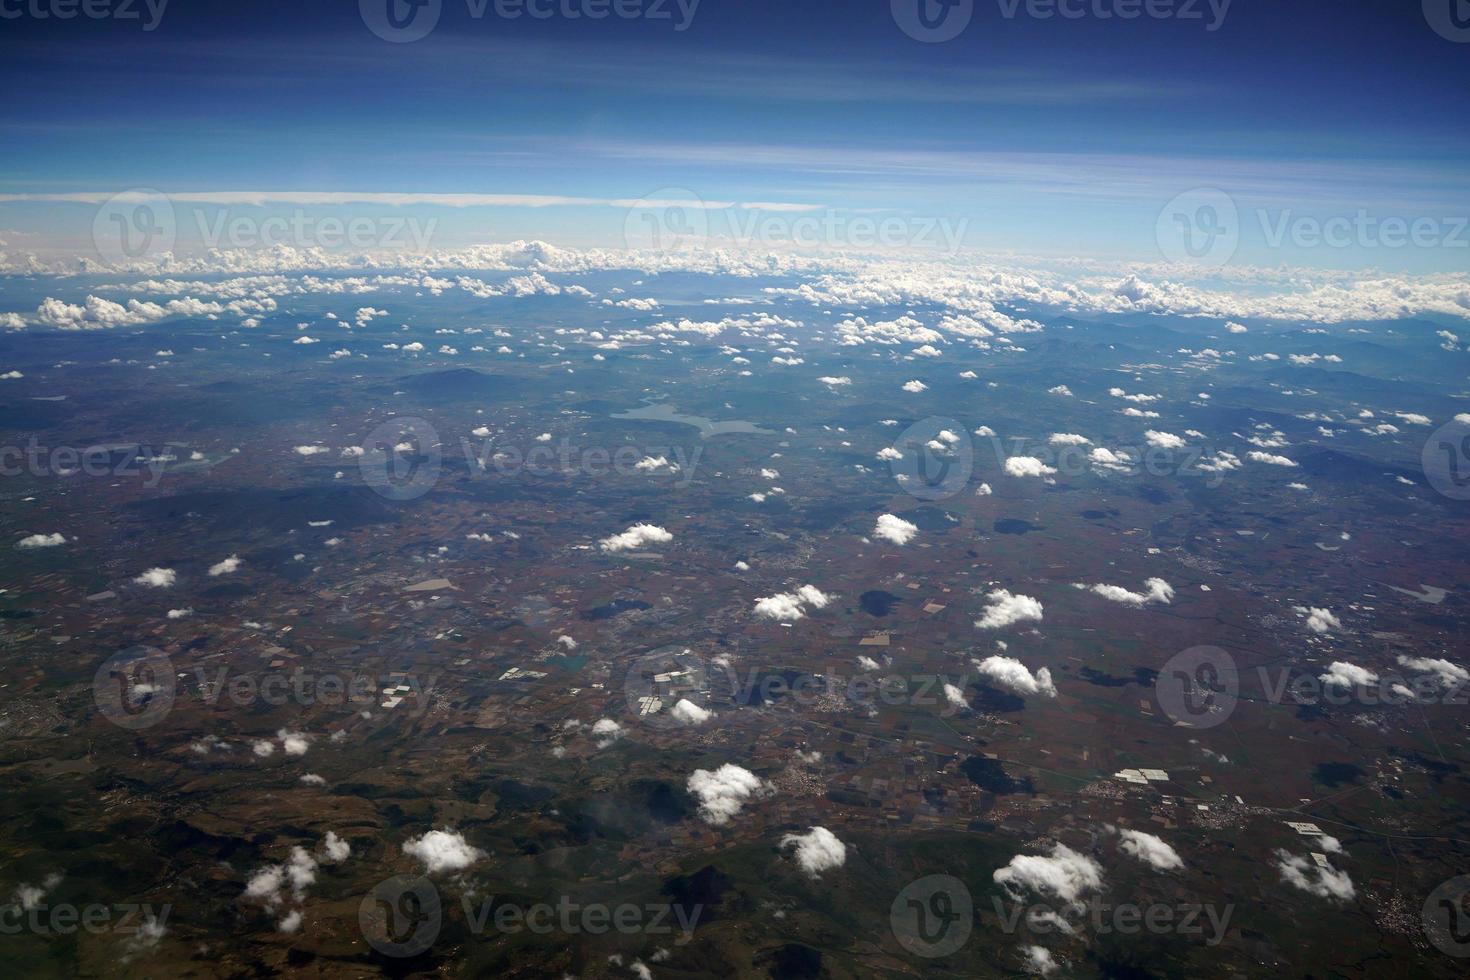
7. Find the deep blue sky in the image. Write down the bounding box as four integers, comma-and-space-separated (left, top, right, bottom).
2, 0, 1467, 268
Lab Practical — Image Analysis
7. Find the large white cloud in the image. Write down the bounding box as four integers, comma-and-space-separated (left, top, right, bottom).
754, 585, 832, 621
1275, 850, 1354, 902
16, 533, 65, 549
599, 523, 673, 553
1397, 655, 1469, 688
402, 829, 484, 874
975, 589, 1044, 630
1116, 829, 1183, 870
668, 699, 714, 726
133, 567, 177, 588
1144, 430, 1185, 449
994, 843, 1103, 908
873, 513, 919, 545
1004, 456, 1056, 478
1079, 577, 1174, 607
974, 655, 1056, 698
687, 764, 770, 825
1319, 661, 1377, 688
779, 826, 847, 877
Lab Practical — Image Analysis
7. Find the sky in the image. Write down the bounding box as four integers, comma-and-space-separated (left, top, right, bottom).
1, 0, 1468, 270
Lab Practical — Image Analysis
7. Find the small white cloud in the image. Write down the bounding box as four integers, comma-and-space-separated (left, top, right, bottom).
133, 567, 177, 588
278, 729, 310, 756
1022, 946, 1060, 976
591, 717, 624, 748
208, 554, 242, 576
320, 830, 351, 863
1297, 606, 1341, 633
668, 699, 714, 726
